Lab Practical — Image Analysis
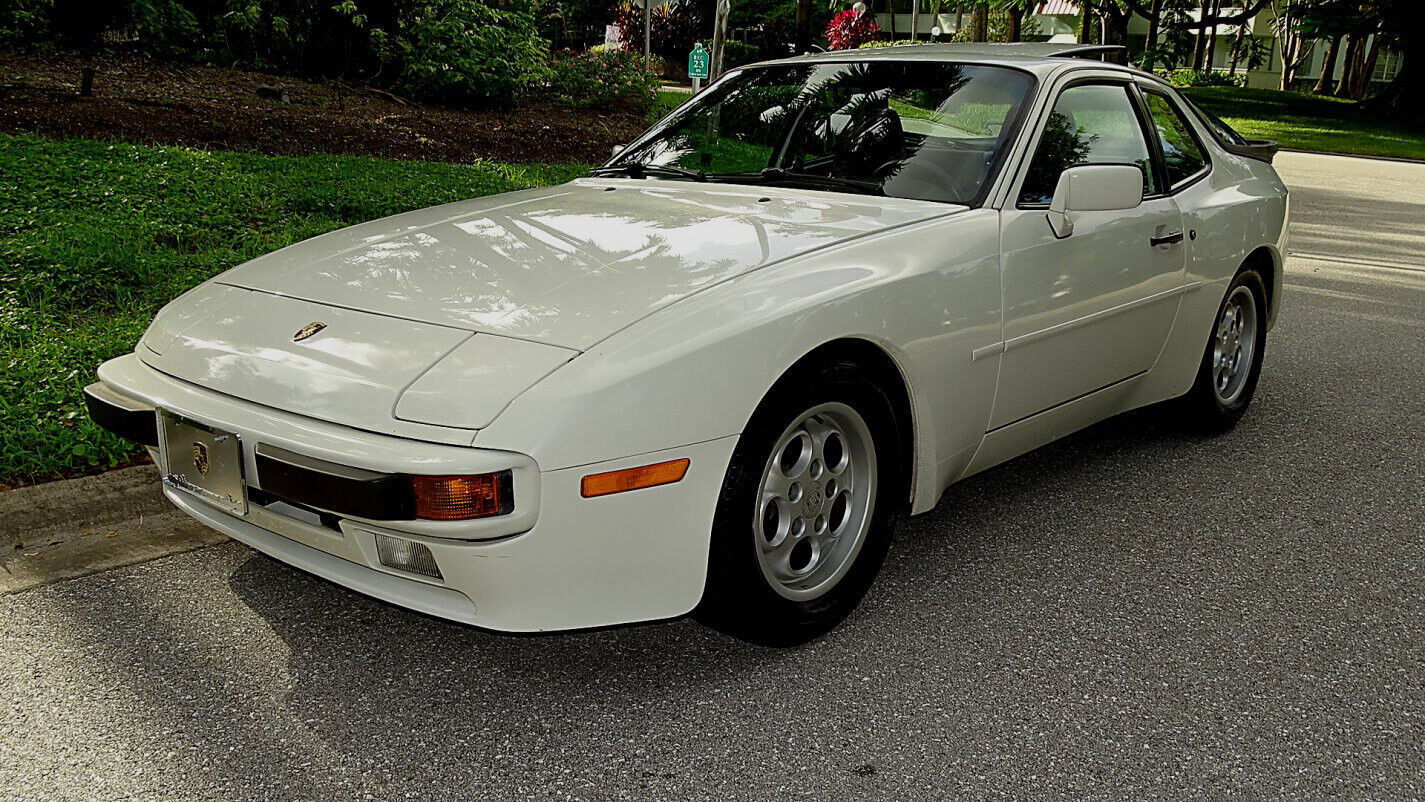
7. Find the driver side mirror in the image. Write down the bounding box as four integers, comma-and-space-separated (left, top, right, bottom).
1046, 164, 1144, 239
611, 144, 625, 158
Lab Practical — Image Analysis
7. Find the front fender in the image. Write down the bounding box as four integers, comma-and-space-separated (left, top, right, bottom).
475, 209, 1005, 514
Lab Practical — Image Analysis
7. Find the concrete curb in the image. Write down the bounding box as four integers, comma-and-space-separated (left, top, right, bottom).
2, 464, 170, 537
0, 465, 227, 595
1279, 148, 1425, 166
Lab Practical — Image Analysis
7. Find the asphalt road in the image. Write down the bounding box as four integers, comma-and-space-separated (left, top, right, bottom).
3, 152, 1423, 800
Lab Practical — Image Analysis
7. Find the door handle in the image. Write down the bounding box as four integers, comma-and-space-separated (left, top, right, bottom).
1150, 231, 1185, 247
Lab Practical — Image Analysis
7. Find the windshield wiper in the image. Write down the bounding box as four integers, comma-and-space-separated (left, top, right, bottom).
591, 163, 707, 181
707, 168, 884, 196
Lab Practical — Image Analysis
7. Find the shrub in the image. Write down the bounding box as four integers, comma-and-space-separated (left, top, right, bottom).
857, 39, 916, 49
1159, 68, 1247, 88
721, 40, 761, 69
615, 0, 704, 64
0, 0, 52, 46
128, 0, 200, 58
824, 9, 878, 51
549, 47, 659, 111
397, 0, 551, 107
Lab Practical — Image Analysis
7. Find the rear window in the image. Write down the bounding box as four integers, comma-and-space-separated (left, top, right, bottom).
1185, 98, 1247, 146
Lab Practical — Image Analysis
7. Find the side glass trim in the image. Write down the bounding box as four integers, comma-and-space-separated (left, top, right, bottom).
1140, 87, 1213, 194
1011, 76, 1159, 211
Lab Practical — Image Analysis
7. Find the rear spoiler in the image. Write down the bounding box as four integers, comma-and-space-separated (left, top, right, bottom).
1222, 139, 1280, 164
1048, 44, 1128, 64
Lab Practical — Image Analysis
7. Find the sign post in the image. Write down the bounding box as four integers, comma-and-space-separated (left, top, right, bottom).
688, 42, 710, 93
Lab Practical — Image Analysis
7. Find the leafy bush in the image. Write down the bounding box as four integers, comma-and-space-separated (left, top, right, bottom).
529, 0, 618, 50
1158, 68, 1247, 88
0, 0, 52, 46
857, 39, 916, 49
721, 40, 761, 69
397, 0, 551, 107
615, 0, 704, 65
549, 47, 659, 111
128, 0, 200, 58
824, 9, 878, 51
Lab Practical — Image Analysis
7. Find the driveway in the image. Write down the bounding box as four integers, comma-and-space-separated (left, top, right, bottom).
2, 152, 1423, 800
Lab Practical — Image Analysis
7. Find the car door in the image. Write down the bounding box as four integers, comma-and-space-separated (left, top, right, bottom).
989, 79, 1187, 430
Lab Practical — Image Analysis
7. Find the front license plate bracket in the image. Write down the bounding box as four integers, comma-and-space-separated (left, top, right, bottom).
158, 410, 248, 515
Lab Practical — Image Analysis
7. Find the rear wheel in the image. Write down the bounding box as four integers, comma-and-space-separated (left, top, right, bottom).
697, 360, 903, 646
1182, 267, 1268, 429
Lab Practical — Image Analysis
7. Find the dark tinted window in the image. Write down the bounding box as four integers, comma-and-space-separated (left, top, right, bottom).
613, 62, 1035, 204
1186, 98, 1247, 146
1144, 91, 1209, 186
1019, 84, 1156, 206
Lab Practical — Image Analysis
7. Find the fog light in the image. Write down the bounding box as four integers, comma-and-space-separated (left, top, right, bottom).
374, 533, 443, 580
411, 471, 512, 520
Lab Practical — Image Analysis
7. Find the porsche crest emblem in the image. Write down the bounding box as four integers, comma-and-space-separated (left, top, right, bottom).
191, 442, 210, 475
293, 321, 327, 342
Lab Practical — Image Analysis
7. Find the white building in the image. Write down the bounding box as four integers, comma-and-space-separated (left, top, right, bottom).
874, 1, 1402, 92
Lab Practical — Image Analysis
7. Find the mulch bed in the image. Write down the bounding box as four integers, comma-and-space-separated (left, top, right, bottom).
0, 49, 647, 164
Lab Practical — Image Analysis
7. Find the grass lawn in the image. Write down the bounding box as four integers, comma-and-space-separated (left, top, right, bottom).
0, 133, 585, 488
1183, 86, 1425, 161
651, 89, 691, 124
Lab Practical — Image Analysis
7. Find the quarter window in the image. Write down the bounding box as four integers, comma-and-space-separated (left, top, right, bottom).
1019, 84, 1156, 206
1144, 91, 1208, 187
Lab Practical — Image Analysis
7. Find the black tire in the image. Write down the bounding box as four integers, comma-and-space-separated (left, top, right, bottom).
695, 359, 905, 647
1181, 266, 1268, 430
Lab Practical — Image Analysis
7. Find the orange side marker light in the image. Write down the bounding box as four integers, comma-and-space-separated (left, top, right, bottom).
581, 458, 690, 498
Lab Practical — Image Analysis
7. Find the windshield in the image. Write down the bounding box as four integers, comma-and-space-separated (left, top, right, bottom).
609, 61, 1035, 205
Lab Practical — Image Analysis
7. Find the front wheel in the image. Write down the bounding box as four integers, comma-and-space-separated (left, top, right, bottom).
696, 361, 903, 647
1181, 267, 1268, 429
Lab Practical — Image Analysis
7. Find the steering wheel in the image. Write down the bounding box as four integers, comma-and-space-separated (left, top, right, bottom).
874, 157, 976, 202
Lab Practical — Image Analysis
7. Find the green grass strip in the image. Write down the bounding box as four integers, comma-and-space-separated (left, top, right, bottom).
0, 133, 585, 485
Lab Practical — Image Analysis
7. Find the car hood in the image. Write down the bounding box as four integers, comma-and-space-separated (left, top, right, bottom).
214, 178, 961, 350
139, 286, 576, 441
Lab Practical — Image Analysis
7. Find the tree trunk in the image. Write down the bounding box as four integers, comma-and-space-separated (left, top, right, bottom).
909, 0, 919, 43
1334, 34, 1363, 98
1079, 1, 1091, 44
1312, 34, 1341, 95
795, 0, 811, 53
1142, 0, 1163, 71
1008, 7, 1022, 42
1105, 3, 1130, 47
970, 2, 988, 42
1277, 12, 1298, 90
1192, 3, 1210, 70
711, 0, 731, 77
1351, 34, 1382, 100
79, 66, 94, 97
1228, 24, 1243, 75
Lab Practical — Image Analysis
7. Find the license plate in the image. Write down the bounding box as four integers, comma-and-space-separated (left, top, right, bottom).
158, 409, 247, 515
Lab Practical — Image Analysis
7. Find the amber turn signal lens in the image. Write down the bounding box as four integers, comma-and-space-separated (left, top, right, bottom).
581, 458, 690, 498
412, 471, 512, 520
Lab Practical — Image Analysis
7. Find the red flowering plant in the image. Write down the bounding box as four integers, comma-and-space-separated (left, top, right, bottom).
824, 9, 880, 50
549, 47, 661, 112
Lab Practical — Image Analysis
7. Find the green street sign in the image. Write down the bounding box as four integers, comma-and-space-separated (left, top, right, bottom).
688, 43, 709, 79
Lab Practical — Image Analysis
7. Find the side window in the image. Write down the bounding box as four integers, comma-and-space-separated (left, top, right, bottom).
1144, 91, 1208, 187
1019, 84, 1156, 206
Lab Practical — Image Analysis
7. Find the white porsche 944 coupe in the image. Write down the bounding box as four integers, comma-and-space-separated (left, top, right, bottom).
87, 44, 1287, 645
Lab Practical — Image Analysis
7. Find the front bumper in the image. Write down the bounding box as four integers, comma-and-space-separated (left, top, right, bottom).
90, 353, 738, 632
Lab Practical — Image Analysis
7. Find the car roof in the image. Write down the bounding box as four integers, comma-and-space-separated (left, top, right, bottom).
752, 42, 1163, 82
